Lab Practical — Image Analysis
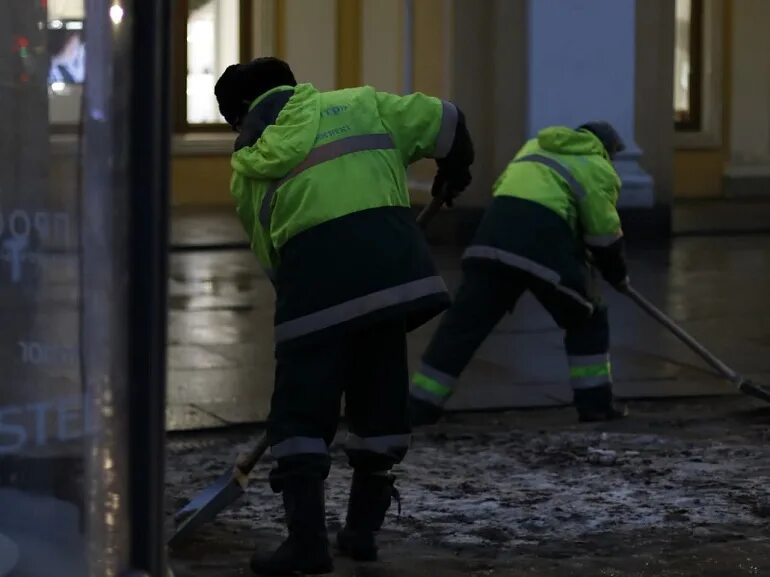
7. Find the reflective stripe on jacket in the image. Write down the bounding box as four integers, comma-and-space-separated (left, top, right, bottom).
229, 83, 457, 346
493, 126, 623, 247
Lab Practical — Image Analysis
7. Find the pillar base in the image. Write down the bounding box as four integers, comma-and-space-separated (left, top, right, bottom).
615, 151, 655, 208
723, 164, 770, 198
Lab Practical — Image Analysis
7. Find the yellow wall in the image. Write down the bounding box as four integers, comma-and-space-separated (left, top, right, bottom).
361, 0, 402, 92
283, 0, 337, 91
172, 157, 234, 207
673, 151, 725, 198
673, 0, 732, 199
413, 0, 447, 97
408, 0, 450, 199
336, 0, 362, 88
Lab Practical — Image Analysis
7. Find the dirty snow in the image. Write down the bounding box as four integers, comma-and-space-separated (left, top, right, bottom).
167, 397, 770, 562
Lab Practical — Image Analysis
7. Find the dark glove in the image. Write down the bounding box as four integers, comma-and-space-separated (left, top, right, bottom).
612, 276, 630, 293
408, 395, 444, 427
431, 170, 467, 208
588, 238, 629, 292
433, 106, 474, 206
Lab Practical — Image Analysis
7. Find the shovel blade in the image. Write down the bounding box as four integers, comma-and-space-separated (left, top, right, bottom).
168, 469, 246, 549
739, 379, 770, 404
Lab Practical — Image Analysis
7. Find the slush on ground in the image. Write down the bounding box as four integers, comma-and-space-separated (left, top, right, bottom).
168, 396, 770, 577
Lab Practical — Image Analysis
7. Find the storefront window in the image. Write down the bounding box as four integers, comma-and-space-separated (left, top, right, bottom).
674, 0, 703, 131
1, 0, 169, 573
2, 0, 89, 572
47, 0, 85, 127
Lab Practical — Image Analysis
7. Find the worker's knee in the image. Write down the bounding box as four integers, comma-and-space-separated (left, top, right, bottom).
344, 432, 410, 473
268, 454, 331, 493
585, 305, 609, 330
345, 450, 406, 474
565, 305, 610, 354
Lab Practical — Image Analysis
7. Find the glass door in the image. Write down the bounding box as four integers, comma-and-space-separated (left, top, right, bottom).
0, 0, 170, 575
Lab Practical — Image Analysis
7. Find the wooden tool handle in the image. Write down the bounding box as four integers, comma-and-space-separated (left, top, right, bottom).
234, 432, 270, 476
416, 195, 446, 230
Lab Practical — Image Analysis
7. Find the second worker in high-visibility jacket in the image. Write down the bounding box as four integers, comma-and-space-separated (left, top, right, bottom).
409, 121, 629, 426
214, 57, 474, 576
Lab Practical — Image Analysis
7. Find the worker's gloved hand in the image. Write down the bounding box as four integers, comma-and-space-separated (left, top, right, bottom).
433, 105, 474, 207
408, 395, 444, 427
612, 276, 630, 293
598, 264, 629, 293
598, 260, 629, 292
431, 171, 466, 208
588, 238, 629, 292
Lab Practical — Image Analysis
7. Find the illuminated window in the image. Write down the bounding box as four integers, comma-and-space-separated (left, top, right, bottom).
186, 0, 240, 124
674, 0, 703, 131
174, 0, 268, 130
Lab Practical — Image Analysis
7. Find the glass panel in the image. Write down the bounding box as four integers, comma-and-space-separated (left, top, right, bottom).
1, 0, 87, 573
674, 0, 693, 124
187, 0, 240, 124
1, 0, 134, 574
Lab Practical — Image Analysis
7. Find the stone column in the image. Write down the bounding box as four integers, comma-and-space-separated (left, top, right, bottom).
526, 0, 655, 208
724, 0, 770, 197
283, 0, 336, 91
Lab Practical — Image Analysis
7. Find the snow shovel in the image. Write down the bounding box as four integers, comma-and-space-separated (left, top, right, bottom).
168, 433, 270, 549
624, 285, 770, 404
168, 193, 450, 548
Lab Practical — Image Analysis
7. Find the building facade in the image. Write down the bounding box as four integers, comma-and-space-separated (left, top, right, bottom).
45, 0, 770, 234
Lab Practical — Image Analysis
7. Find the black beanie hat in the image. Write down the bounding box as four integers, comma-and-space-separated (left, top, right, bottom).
577, 121, 626, 158
215, 57, 297, 128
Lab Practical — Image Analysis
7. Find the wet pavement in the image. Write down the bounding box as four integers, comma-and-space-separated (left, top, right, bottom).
167, 210, 770, 431
165, 210, 770, 576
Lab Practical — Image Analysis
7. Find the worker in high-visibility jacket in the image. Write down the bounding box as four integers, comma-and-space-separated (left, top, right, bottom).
409, 122, 628, 427
215, 57, 474, 576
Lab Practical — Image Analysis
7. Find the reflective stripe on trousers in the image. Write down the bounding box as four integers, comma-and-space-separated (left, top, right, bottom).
410, 362, 457, 407
274, 275, 448, 344
568, 353, 612, 389
270, 436, 329, 459
345, 433, 411, 456
259, 133, 397, 228
462, 245, 594, 313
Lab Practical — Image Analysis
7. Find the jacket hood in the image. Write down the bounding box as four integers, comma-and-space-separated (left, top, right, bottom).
537, 126, 608, 158
231, 83, 321, 180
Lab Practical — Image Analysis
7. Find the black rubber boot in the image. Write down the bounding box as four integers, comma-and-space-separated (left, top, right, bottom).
574, 384, 628, 423
250, 477, 333, 576
336, 471, 398, 562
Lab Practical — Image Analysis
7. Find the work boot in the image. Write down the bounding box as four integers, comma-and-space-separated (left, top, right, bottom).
574, 384, 628, 423
250, 477, 333, 576
337, 471, 398, 562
